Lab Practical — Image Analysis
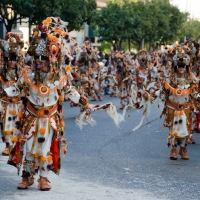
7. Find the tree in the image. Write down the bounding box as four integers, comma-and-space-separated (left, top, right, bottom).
91, 0, 188, 51
0, 0, 64, 33
91, 1, 135, 50
122, 1, 144, 50
60, 0, 97, 32
143, 2, 165, 49
0, 0, 97, 33
180, 19, 200, 42
157, 2, 188, 44
133, 1, 187, 49
127, 1, 153, 49
129, 1, 188, 49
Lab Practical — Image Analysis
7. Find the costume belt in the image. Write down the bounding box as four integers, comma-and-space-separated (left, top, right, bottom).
166, 99, 190, 110
1, 96, 21, 103
26, 101, 58, 117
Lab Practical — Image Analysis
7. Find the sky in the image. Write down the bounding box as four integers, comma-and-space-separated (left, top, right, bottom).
170, 0, 200, 19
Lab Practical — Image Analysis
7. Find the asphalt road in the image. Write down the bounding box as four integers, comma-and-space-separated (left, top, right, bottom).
0, 95, 200, 200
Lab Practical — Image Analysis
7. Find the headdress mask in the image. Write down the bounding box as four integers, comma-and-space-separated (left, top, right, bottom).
138, 49, 150, 68
4, 32, 24, 61
158, 51, 168, 65
173, 52, 190, 68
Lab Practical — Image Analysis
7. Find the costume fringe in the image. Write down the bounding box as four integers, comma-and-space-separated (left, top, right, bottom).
122, 105, 129, 120
75, 111, 96, 129
133, 92, 151, 131
85, 114, 96, 127
130, 83, 137, 103
106, 104, 123, 127
76, 103, 123, 129
112, 76, 118, 84
122, 103, 137, 120
75, 111, 87, 130
132, 115, 145, 131
143, 93, 151, 116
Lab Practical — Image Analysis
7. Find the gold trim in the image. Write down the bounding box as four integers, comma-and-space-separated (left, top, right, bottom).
22, 69, 67, 97
162, 81, 196, 96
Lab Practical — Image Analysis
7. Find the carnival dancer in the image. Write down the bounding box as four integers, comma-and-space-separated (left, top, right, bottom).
123, 52, 136, 81
184, 38, 199, 56
107, 50, 117, 76
100, 74, 118, 96
0, 33, 24, 156
72, 49, 91, 98
192, 48, 200, 133
133, 49, 159, 102
132, 54, 139, 69
88, 50, 103, 101
7, 20, 67, 190
7, 17, 123, 191
114, 53, 129, 109
128, 47, 197, 159
6, 17, 75, 190
186, 40, 200, 134
157, 49, 172, 83
136, 49, 153, 90
160, 49, 197, 160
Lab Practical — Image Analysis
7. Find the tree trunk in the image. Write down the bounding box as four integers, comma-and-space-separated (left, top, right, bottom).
29, 18, 32, 40
3, 18, 15, 33
119, 38, 123, 51
140, 39, 143, 49
5, 22, 12, 33
128, 37, 130, 51
149, 36, 152, 52
112, 41, 116, 51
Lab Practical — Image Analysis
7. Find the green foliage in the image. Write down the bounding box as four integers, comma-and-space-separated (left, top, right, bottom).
91, 1, 136, 50
0, 0, 97, 33
156, 2, 188, 44
0, 0, 65, 32
30, 0, 64, 24
180, 19, 200, 42
60, 0, 97, 32
92, 0, 188, 51
98, 41, 112, 53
